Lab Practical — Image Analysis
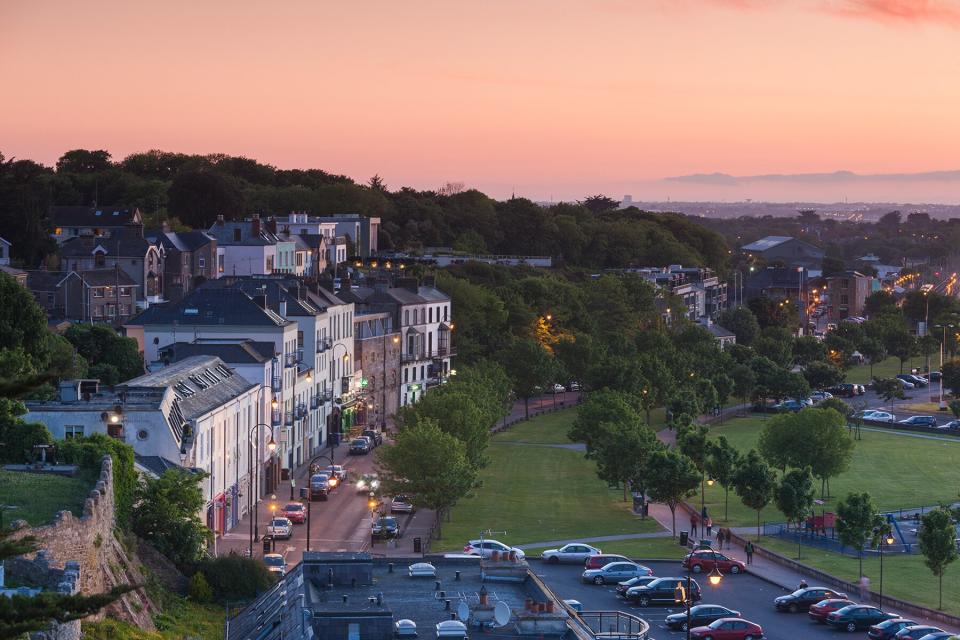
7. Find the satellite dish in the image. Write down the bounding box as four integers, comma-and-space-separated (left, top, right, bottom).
493, 600, 511, 627
457, 600, 470, 622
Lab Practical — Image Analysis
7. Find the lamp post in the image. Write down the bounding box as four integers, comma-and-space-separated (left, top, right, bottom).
679, 547, 723, 640
382, 333, 399, 430
935, 324, 954, 410
874, 526, 895, 609
247, 423, 276, 556
331, 343, 350, 442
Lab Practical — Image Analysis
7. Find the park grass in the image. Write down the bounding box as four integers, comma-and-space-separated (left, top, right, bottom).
0, 469, 90, 526
524, 536, 687, 561
846, 356, 920, 384
757, 536, 960, 616
83, 597, 225, 640
438, 414, 665, 549
699, 416, 960, 528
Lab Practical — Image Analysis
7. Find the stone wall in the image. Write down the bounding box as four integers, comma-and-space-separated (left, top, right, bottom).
6, 456, 158, 633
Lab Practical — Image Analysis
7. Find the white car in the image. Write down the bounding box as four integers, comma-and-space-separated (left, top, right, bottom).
862, 410, 895, 423
581, 562, 653, 585
551, 383, 566, 394
895, 378, 916, 389
541, 543, 602, 564
463, 539, 526, 560
266, 517, 293, 540
810, 391, 833, 403
391, 495, 414, 513
263, 553, 286, 577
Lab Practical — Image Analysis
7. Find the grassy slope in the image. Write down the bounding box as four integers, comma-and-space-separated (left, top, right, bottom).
83, 597, 225, 640
0, 470, 90, 526
758, 536, 960, 616
845, 356, 922, 384
439, 410, 663, 549
701, 416, 960, 527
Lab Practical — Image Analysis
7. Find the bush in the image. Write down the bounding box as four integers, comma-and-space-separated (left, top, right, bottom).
188, 572, 213, 603
197, 555, 275, 602
58, 433, 136, 528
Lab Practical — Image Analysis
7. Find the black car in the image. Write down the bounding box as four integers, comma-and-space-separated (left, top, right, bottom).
869, 618, 918, 639
627, 577, 701, 606
362, 429, 383, 446
665, 604, 741, 631
371, 516, 399, 539
349, 438, 371, 455
774, 587, 847, 613
616, 576, 657, 597
826, 605, 896, 632
893, 626, 946, 640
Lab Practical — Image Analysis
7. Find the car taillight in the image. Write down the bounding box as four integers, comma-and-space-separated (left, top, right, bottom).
463, 545, 471, 552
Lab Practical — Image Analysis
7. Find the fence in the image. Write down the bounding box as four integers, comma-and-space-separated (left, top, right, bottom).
577, 611, 651, 639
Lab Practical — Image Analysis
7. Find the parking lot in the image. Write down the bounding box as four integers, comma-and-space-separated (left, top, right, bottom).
533, 560, 956, 639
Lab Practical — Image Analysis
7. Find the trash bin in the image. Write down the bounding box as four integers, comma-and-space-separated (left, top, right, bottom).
413, 537, 422, 553
262, 535, 273, 555
300, 487, 309, 500
679, 531, 689, 546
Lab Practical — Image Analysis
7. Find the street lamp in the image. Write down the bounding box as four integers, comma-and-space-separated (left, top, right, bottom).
935, 324, 954, 410
247, 423, 276, 556
875, 527, 895, 609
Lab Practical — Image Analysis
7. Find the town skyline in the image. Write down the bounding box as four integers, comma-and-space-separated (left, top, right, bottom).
3, 0, 960, 203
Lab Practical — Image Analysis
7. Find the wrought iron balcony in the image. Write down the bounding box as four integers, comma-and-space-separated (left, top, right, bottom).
295, 403, 307, 419
310, 395, 322, 409
284, 352, 297, 368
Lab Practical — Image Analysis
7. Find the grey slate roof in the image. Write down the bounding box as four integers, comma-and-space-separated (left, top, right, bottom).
159, 340, 275, 365
204, 276, 346, 315
59, 228, 153, 258
128, 287, 291, 327
26, 270, 69, 291
72, 269, 138, 287
207, 220, 280, 246
149, 230, 216, 252
51, 206, 138, 228
134, 455, 184, 478
741, 236, 794, 252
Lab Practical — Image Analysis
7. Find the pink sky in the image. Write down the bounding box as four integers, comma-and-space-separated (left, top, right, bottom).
2, 0, 959, 202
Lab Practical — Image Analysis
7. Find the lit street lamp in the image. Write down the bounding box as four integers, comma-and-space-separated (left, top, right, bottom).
247, 423, 276, 556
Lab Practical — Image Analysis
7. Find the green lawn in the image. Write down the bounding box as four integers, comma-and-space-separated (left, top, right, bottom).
0, 470, 90, 526
758, 536, 960, 616
84, 597, 225, 640
700, 417, 960, 528
494, 409, 577, 444
845, 356, 921, 383
438, 412, 664, 550
525, 536, 687, 561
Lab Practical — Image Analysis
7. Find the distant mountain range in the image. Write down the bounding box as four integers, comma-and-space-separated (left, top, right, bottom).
665, 170, 960, 185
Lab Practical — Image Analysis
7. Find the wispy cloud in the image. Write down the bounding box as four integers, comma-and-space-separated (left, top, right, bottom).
665, 169, 960, 184
824, 0, 960, 25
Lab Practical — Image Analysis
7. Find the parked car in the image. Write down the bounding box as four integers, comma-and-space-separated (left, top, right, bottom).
828, 383, 863, 397
774, 587, 847, 613
627, 577, 701, 606
356, 473, 380, 492
893, 627, 946, 640
868, 618, 918, 639
391, 495, 414, 513
810, 390, 833, 403
898, 415, 937, 427
281, 502, 306, 524
326, 465, 348, 482
894, 378, 916, 390
617, 575, 657, 597
463, 539, 525, 560
893, 624, 950, 640
551, 383, 566, 394
362, 429, 383, 446
773, 398, 813, 412
825, 605, 896, 632
349, 437, 371, 455
263, 553, 286, 577
372, 516, 400, 539
567, 381, 581, 392
682, 550, 746, 574
928, 371, 942, 382
584, 554, 631, 570
808, 598, 856, 623
689, 618, 763, 640
541, 543, 601, 564
581, 562, 652, 585
266, 517, 293, 540
906, 375, 929, 387
915, 633, 952, 640
309, 473, 332, 500
623, 577, 662, 600
665, 605, 742, 632
863, 410, 896, 423
938, 420, 960, 430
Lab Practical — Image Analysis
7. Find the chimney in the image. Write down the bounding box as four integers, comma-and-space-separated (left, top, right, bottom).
478, 585, 488, 606
266, 216, 278, 235
251, 214, 261, 237
216, 214, 225, 226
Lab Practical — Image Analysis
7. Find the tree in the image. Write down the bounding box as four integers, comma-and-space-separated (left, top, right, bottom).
59, 433, 138, 529
775, 467, 815, 531
197, 555, 275, 602
63, 325, 143, 385
732, 450, 777, 539
730, 364, 756, 406
397, 388, 491, 470
941, 359, 960, 396
859, 338, 886, 379
132, 469, 211, 566
498, 338, 555, 419
376, 419, 474, 538
677, 424, 710, 512
643, 449, 700, 538
718, 307, 761, 346
836, 492, 883, 577
705, 436, 741, 521
592, 419, 661, 502
950, 399, 960, 419
802, 360, 845, 391
864, 291, 898, 318
754, 327, 794, 368
918, 508, 959, 610
0, 398, 53, 464
793, 336, 827, 367
886, 331, 916, 374
569, 389, 642, 456
874, 378, 905, 403
580, 194, 620, 213
168, 170, 245, 228
0, 272, 49, 369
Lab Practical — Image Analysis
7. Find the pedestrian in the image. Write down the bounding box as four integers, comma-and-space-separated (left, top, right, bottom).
716, 527, 724, 550
705, 516, 713, 537
798, 579, 808, 590
859, 575, 870, 601
744, 541, 754, 565
690, 513, 699, 538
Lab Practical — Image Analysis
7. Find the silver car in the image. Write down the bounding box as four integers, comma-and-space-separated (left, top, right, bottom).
541, 543, 601, 564
581, 561, 653, 585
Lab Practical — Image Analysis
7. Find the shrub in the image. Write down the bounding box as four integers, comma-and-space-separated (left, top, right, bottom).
197, 555, 274, 602
188, 572, 213, 603
59, 433, 136, 528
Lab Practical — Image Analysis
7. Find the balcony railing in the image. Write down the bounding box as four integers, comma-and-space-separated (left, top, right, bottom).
284, 410, 294, 426
284, 352, 297, 368
321, 389, 334, 402
310, 396, 322, 409
435, 345, 457, 357
271, 409, 283, 426
317, 338, 331, 354
272, 376, 282, 392
295, 403, 307, 419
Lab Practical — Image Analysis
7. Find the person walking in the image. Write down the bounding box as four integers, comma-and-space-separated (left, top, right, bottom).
705, 515, 713, 537
716, 528, 724, 550
744, 541, 754, 565
690, 513, 699, 538
859, 575, 870, 601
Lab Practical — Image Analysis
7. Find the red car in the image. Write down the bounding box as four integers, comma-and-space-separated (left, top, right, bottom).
682, 550, 746, 575
690, 617, 763, 639
281, 502, 306, 524
584, 554, 630, 570
809, 598, 856, 623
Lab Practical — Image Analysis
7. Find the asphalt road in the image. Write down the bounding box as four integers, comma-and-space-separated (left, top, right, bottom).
532, 560, 951, 640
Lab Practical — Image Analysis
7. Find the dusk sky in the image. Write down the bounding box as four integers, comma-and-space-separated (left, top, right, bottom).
3, 0, 960, 202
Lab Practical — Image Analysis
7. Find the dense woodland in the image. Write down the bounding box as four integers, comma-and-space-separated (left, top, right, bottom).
0, 149, 728, 271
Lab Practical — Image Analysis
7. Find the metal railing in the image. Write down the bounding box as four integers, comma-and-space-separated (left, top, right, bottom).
321, 389, 333, 402
577, 611, 650, 639
310, 396, 321, 409
271, 376, 282, 392
271, 409, 283, 427
295, 403, 307, 419
284, 410, 294, 426
284, 352, 297, 368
